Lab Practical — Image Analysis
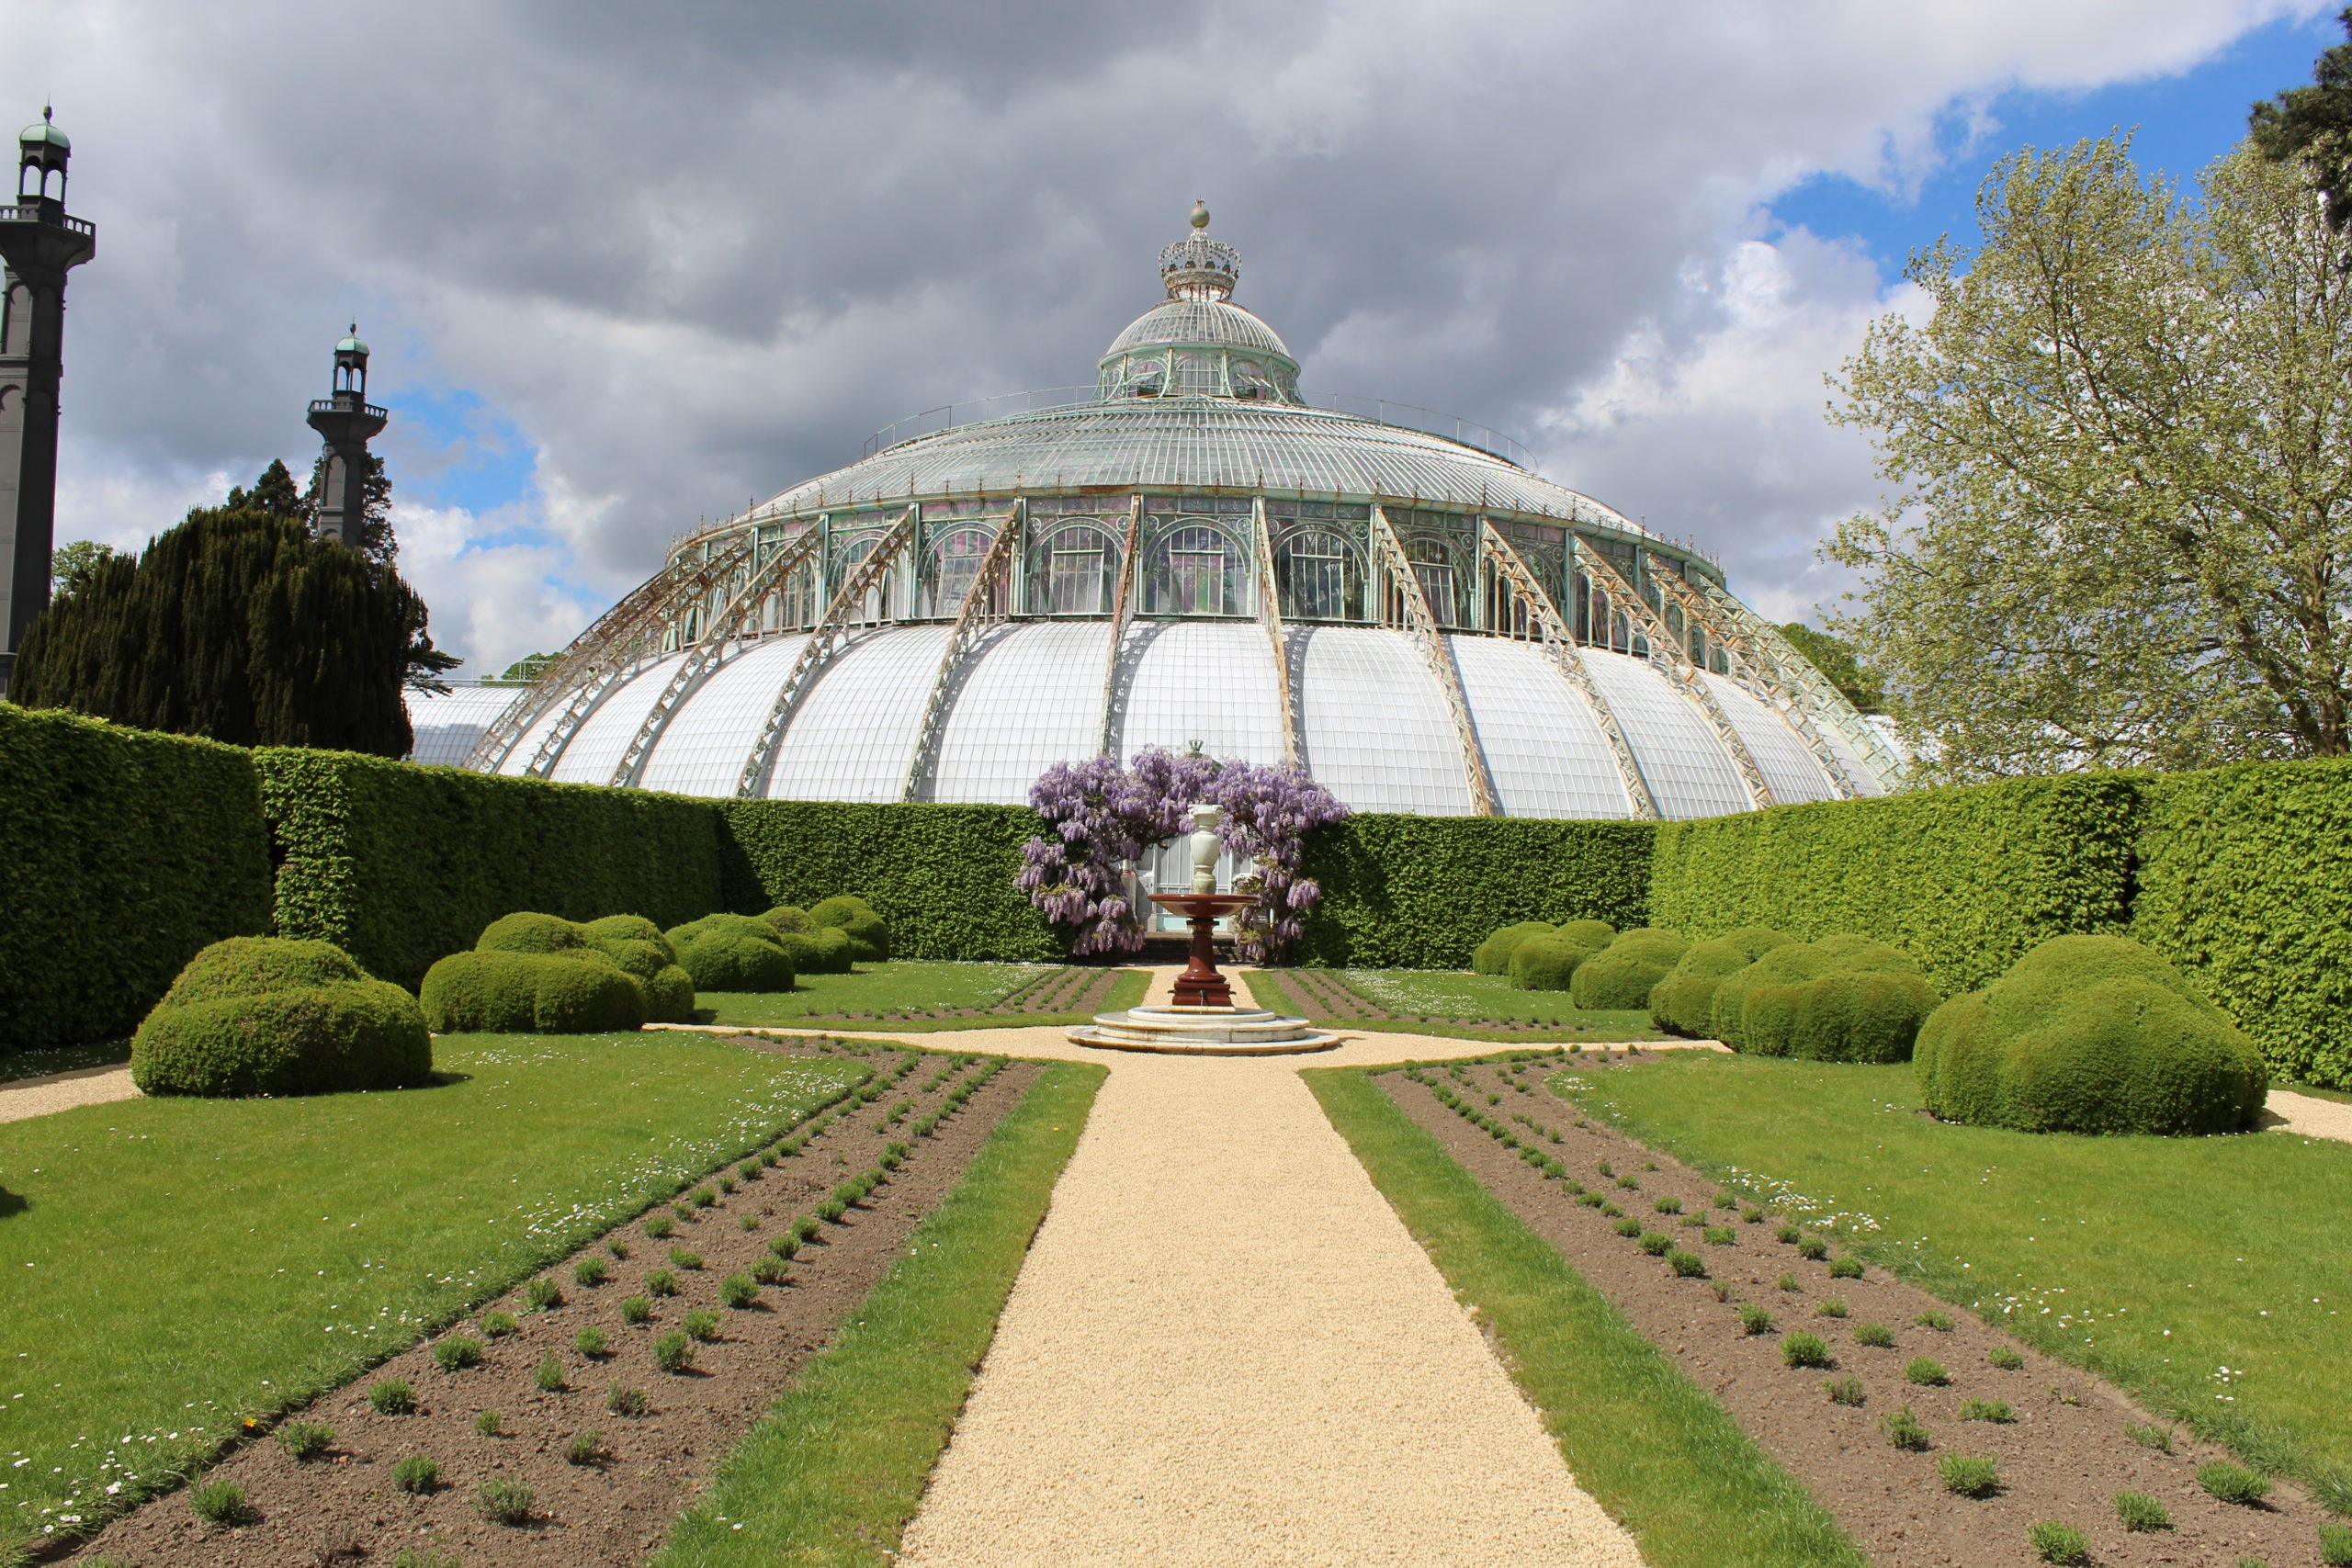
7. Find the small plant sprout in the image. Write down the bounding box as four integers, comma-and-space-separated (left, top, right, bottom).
1614, 1176, 1640, 1191
480, 1311, 517, 1338
474, 1408, 503, 1436
1939, 1455, 2000, 1497
2199, 1462, 2271, 1505
1905, 1358, 1951, 1387
1854, 1322, 1895, 1348
277, 1420, 334, 1460
684, 1308, 721, 1342
739, 1160, 763, 1181
1612, 1217, 1644, 1238
1960, 1399, 2016, 1423
1738, 1303, 1775, 1336
1774, 1224, 1802, 1244
525, 1277, 562, 1312
1600, 1202, 1623, 1219
752, 1254, 791, 1286
2116, 1491, 2172, 1531
1825, 1375, 1866, 1406
606, 1237, 629, 1259
1713, 1190, 1736, 1210
2127, 1422, 2174, 1451
691, 1185, 718, 1208
476, 1476, 534, 1526
1917, 1310, 1953, 1332
646, 1269, 680, 1297
739, 1213, 762, 1233
533, 1355, 566, 1393
1703, 1226, 1736, 1246
190, 1479, 251, 1525
645, 1213, 674, 1240
654, 1330, 694, 1373
672, 1201, 695, 1222
576, 1325, 611, 1359
1638, 1232, 1673, 1257
1667, 1249, 1707, 1278
370, 1378, 416, 1415
1797, 1238, 1829, 1261
1782, 1333, 1833, 1370
566, 1429, 606, 1466
621, 1294, 653, 1325
606, 1383, 650, 1416
1596, 1159, 1613, 1177
391, 1453, 440, 1495
1654, 1195, 1683, 1215
669, 1246, 704, 1270
432, 1337, 482, 1372
2029, 1521, 2091, 1565
1883, 1406, 1932, 1451
391, 1550, 460, 1568
1815, 1299, 1849, 1319
1828, 1255, 1865, 1280
1777, 1273, 1802, 1292
718, 1177, 737, 1195
1709, 1280, 1736, 1303
719, 1273, 760, 1308
1987, 1345, 2025, 1371
574, 1256, 608, 1287
1741, 1205, 1764, 1223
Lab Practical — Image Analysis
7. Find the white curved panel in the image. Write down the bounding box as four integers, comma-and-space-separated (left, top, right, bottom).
635, 634, 811, 796
1447, 636, 1632, 819
1580, 653, 1749, 819
930, 620, 1112, 804
1111, 621, 1287, 766
1703, 672, 1834, 804
1295, 626, 1474, 816
546, 655, 682, 784
404, 685, 523, 768
1821, 723, 1886, 796
762, 626, 952, 802
494, 692, 575, 777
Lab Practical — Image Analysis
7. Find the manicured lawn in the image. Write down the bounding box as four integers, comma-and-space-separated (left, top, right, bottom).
1307, 1067, 1866, 1568
1249, 967, 1663, 1042
654, 1060, 1104, 1566
1551, 1053, 2352, 1508
0, 1032, 861, 1552
703, 962, 1146, 1031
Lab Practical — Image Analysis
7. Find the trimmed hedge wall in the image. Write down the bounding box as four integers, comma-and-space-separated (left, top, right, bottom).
1295, 815, 1654, 968
258, 750, 725, 990
717, 801, 1062, 963
0, 704, 276, 1051
1646, 776, 2143, 997
2133, 760, 2352, 1089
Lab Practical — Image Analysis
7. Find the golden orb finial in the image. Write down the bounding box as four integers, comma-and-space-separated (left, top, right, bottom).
1189, 198, 1210, 231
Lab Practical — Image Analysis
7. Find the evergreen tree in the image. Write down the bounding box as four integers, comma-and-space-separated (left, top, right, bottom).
12, 466, 438, 756
2250, 8, 2352, 238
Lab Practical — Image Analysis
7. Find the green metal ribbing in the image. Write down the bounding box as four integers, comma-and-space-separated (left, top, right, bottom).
900, 502, 1025, 801
1371, 503, 1496, 816
1694, 580, 1905, 790
1252, 497, 1300, 763
1646, 568, 1857, 799
1095, 495, 1145, 759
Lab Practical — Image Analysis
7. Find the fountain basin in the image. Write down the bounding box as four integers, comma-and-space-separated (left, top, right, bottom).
1068, 1005, 1341, 1056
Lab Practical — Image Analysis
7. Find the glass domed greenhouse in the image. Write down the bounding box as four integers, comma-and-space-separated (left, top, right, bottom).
412, 206, 1897, 822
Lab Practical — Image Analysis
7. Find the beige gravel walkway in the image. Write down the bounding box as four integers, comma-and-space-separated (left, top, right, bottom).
0, 1063, 140, 1125
2263, 1088, 2352, 1144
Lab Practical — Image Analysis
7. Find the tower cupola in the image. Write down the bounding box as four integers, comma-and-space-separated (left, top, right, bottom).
16, 105, 69, 208
1096, 203, 1301, 402
306, 324, 389, 549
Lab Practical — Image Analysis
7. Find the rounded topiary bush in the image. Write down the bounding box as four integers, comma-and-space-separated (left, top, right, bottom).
477, 911, 594, 955
1473, 921, 1556, 976
775, 927, 854, 976
1555, 919, 1618, 952
806, 896, 890, 963
666, 914, 799, 991
1648, 927, 1791, 1036
598, 939, 696, 1023
1713, 935, 1931, 1058
1917, 936, 2267, 1135
761, 905, 813, 937
420, 950, 649, 1033
1509, 935, 1599, 992
582, 914, 676, 962
133, 937, 432, 1097
1569, 929, 1690, 1010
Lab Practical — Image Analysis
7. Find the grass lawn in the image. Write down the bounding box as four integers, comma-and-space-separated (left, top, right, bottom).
1307, 1067, 1865, 1568
703, 962, 1146, 1031
1248, 967, 1663, 1043
1551, 1053, 2352, 1509
0, 1032, 863, 1552
654, 1060, 1104, 1566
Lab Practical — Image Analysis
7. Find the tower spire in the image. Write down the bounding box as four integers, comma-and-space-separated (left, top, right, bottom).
306, 326, 388, 549
0, 102, 96, 695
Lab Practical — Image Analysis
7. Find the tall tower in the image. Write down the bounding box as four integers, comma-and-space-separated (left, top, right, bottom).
305, 326, 387, 549
0, 107, 96, 697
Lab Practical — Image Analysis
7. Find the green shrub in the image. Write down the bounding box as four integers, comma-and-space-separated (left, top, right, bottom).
1987, 1346, 2024, 1371
684, 1309, 720, 1342
620, 1294, 652, 1325
1508, 934, 1601, 992
533, 1355, 565, 1393
1939, 1455, 2000, 1497
432, 1337, 481, 1372
2126, 1423, 2173, 1451
474, 1409, 502, 1436
130, 936, 433, 1097
773, 926, 854, 976
0, 705, 275, 1054
1666, 1248, 1707, 1278
480, 1311, 516, 1338
576, 1325, 610, 1359
189, 1478, 251, 1524
391, 1453, 439, 1495
1473, 920, 1560, 976
1917, 935, 2269, 1135
606, 1384, 650, 1417
1828, 1255, 1865, 1280
1782, 1333, 1832, 1369
1710, 933, 1938, 1060
477, 910, 594, 954
419, 946, 648, 1034
1960, 1399, 2015, 1423
1738, 1304, 1774, 1336
597, 938, 696, 1022
761, 904, 812, 935
582, 913, 675, 960
2115, 1491, 2171, 1531
653, 1329, 693, 1372
566, 1429, 605, 1466
1853, 1322, 1894, 1348
806, 895, 892, 962
665, 912, 799, 991
1883, 1405, 1931, 1450
574, 1256, 607, 1287
369, 1378, 414, 1415
2199, 1461, 2271, 1505
277, 1420, 334, 1460
1648, 927, 1792, 1036
1637, 1231, 1672, 1256
718, 1273, 758, 1308
2029, 1521, 2090, 1564
475, 1475, 534, 1525
1905, 1358, 1950, 1386
1570, 928, 1690, 1010
1824, 1374, 1865, 1405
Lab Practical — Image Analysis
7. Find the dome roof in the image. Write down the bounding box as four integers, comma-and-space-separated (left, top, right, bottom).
18, 106, 66, 151
336, 333, 369, 355
1104, 299, 1292, 359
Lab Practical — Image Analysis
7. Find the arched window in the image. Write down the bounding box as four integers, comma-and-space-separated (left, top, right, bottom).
927, 526, 993, 616
1278, 529, 1360, 620
1122, 356, 1165, 397
1175, 354, 1218, 397
1146, 522, 1242, 615
1041, 524, 1114, 615
1408, 536, 1458, 626
831, 535, 891, 623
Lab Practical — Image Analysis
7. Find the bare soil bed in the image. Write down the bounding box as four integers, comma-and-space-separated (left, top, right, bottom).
760, 965, 1124, 1024
1277, 968, 1574, 1037
1385, 1056, 2333, 1568
62, 1038, 1036, 1568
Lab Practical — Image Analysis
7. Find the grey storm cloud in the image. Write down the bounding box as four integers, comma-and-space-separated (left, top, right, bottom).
0, 0, 2323, 670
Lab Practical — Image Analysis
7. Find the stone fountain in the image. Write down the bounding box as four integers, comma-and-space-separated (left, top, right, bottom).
1067, 804, 1340, 1055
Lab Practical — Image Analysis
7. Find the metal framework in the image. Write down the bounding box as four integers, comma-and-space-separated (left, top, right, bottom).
462, 531, 757, 777
1476, 522, 1657, 818
1251, 497, 1301, 762
604, 525, 829, 788
1370, 503, 1496, 816
1574, 540, 1776, 809
1095, 495, 1146, 758
733, 509, 916, 798
900, 502, 1024, 800
1645, 568, 1857, 798
1695, 579, 1905, 786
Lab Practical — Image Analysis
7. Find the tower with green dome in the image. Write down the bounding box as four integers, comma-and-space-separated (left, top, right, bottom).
305, 325, 389, 548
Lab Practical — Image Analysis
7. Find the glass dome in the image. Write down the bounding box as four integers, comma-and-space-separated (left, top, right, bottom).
416, 209, 1900, 820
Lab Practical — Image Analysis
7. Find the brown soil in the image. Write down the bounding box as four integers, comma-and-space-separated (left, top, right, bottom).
763, 964, 1125, 1024
63, 1041, 1037, 1568
1385, 1058, 2332, 1568
1272, 968, 1613, 1038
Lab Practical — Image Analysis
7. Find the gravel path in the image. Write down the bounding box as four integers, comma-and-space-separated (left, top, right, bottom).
2264, 1087, 2352, 1144
0, 1064, 140, 1125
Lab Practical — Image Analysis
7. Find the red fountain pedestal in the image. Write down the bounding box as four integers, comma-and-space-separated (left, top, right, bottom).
1154, 891, 1256, 1008
1064, 891, 1341, 1056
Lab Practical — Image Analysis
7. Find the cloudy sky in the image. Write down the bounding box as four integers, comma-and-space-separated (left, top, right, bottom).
3, 0, 2336, 678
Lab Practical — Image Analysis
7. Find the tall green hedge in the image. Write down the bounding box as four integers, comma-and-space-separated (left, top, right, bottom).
2132, 760, 2352, 1089
1295, 815, 1654, 968
258, 750, 725, 989
1646, 776, 2143, 997
0, 704, 275, 1051
717, 801, 1063, 962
